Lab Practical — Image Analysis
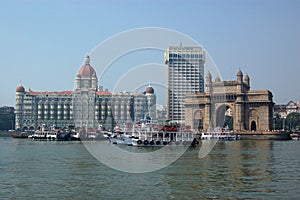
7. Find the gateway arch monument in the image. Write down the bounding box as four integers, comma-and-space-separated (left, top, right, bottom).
185, 69, 274, 132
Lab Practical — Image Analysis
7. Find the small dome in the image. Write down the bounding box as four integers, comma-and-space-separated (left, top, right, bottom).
206, 71, 212, 83
145, 86, 154, 94
215, 76, 221, 82
16, 85, 25, 93
206, 71, 212, 79
244, 74, 250, 81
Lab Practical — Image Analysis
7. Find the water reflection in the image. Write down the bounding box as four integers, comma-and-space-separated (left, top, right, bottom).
162, 140, 281, 199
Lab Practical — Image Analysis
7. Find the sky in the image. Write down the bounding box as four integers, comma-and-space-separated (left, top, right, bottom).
0, 0, 299, 106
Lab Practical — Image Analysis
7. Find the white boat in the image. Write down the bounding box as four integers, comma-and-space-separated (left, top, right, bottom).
290, 133, 299, 140
29, 130, 57, 140
131, 130, 198, 147
106, 131, 134, 145
201, 128, 240, 140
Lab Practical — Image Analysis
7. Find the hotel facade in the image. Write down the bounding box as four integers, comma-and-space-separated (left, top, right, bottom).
165, 46, 205, 122
15, 56, 156, 131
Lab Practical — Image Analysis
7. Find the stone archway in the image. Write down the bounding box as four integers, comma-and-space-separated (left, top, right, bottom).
193, 110, 203, 131
250, 121, 257, 131
249, 109, 259, 131
215, 104, 234, 130
185, 70, 274, 132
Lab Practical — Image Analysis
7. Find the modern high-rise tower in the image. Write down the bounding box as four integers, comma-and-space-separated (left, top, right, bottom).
165, 46, 205, 122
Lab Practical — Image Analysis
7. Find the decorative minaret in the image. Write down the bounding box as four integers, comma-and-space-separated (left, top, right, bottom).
15, 84, 25, 130
237, 69, 243, 93
236, 69, 244, 130
244, 73, 250, 90
205, 71, 212, 94
145, 83, 156, 119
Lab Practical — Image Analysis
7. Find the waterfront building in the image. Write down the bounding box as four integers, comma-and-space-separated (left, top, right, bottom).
15, 56, 156, 131
0, 106, 15, 114
0, 106, 15, 130
185, 70, 274, 131
274, 100, 300, 119
165, 46, 205, 123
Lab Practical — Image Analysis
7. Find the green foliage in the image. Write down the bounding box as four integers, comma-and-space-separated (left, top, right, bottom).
285, 112, 300, 131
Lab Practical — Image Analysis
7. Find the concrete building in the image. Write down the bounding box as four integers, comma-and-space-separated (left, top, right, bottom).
15, 56, 156, 131
165, 46, 205, 122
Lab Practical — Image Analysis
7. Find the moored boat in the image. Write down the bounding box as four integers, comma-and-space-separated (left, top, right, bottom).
200, 128, 240, 140
12, 132, 30, 139
105, 120, 199, 147
29, 130, 57, 140
290, 133, 299, 140
131, 130, 199, 147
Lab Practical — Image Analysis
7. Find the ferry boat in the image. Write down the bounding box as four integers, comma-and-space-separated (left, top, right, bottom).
29, 130, 57, 140
28, 130, 80, 141
201, 128, 240, 140
104, 120, 199, 147
131, 130, 198, 147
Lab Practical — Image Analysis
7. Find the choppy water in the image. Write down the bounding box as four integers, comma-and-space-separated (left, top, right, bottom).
0, 137, 299, 199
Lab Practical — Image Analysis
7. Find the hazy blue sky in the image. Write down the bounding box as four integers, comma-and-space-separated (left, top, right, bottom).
0, 0, 299, 106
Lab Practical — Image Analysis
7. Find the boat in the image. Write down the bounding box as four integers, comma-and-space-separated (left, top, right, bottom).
200, 128, 240, 140
104, 120, 199, 147
12, 132, 29, 139
290, 133, 299, 140
28, 130, 81, 141
106, 131, 134, 145
29, 130, 57, 140
56, 130, 81, 141
131, 130, 199, 147
131, 122, 199, 147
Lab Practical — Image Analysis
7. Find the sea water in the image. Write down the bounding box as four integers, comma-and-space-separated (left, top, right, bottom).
0, 137, 299, 199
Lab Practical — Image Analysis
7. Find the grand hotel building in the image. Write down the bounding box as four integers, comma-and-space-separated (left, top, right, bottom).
165, 46, 205, 122
15, 56, 156, 131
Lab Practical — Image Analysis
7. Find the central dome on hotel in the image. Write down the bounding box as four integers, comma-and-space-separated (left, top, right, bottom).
77, 55, 97, 78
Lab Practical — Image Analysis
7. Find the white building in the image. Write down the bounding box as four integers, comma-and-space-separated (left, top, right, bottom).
15, 56, 156, 131
165, 46, 205, 122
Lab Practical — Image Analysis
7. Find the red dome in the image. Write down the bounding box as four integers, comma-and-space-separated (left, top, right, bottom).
77, 55, 97, 78
146, 86, 154, 94
16, 85, 25, 93
78, 65, 97, 78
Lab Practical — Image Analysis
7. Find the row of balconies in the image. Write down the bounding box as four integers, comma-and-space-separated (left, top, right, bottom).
38, 105, 72, 109
38, 115, 73, 120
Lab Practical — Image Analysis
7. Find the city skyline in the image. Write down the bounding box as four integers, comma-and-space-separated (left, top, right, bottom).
0, 0, 299, 106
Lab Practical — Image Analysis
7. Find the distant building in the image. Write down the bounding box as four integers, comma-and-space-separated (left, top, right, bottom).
274, 100, 300, 118
165, 46, 205, 122
15, 56, 156, 131
156, 104, 167, 119
0, 106, 15, 130
0, 106, 15, 114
